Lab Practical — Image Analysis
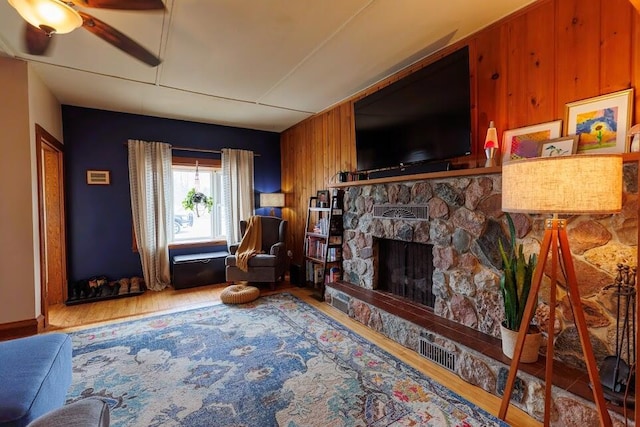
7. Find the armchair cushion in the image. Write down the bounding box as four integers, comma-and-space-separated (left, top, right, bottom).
226, 254, 278, 268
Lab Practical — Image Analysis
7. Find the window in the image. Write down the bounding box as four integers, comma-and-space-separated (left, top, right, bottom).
171, 157, 226, 244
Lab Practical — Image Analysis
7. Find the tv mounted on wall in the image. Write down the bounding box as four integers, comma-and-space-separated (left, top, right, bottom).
354, 46, 472, 175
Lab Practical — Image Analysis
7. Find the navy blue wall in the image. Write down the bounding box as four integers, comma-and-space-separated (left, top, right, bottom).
62, 106, 281, 287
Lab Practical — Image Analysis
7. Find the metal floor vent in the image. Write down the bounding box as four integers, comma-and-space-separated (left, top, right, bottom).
331, 294, 349, 314
373, 204, 429, 220
418, 335, 456, 372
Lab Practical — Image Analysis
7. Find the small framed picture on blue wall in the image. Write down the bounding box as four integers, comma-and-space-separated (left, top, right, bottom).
87, 170, 110, 185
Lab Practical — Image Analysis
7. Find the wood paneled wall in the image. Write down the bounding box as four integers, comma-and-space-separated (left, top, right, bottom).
281, 0, 640, 265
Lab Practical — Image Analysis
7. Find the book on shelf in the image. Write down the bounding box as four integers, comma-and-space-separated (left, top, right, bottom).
304, 260, 327, 285
326, 247, 342, 262
313, 264, 324, 284
328, 266, 341, 283
328, 235, 342, 245
305, 236, 326, 259
305, 260, 315, 282
314, 217, 329, 235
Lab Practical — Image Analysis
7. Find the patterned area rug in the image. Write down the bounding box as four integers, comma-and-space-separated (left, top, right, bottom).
67, 293, 508, 426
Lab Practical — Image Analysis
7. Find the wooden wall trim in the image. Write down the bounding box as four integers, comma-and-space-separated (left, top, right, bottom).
35, 124, 66, 323
0, 318, 39, 341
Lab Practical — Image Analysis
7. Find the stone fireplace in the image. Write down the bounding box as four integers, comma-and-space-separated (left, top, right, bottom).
328, 165, 638, 423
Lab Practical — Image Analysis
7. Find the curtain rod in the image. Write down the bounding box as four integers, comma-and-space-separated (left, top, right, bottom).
171, 146, 260, 156
171, 146, 223, 154
123, 143, 260, 156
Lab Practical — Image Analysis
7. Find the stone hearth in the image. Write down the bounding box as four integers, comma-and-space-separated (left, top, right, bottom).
333, 164, 638, 424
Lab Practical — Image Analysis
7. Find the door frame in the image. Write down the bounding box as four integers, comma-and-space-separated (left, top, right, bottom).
35, 124, 67, 328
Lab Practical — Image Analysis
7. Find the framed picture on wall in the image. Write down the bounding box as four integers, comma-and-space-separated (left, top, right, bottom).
316, 190, 329, 208
86, 170, 110, 185
501, 120, 563, 164
564, 88, 634, 154
538, 135, 579, 157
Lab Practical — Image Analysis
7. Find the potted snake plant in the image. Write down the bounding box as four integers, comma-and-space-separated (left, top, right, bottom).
498, 213, 542, 363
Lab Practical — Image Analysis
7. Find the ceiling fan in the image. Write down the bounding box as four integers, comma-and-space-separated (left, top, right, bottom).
8, 0, 165, 66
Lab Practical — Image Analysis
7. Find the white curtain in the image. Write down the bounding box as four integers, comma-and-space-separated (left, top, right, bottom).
128, 140, 172, 291
222, 148, 255, 245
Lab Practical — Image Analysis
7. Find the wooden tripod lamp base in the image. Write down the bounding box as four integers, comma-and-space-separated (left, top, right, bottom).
498, 217, 612, 426
498, 155, 623, 426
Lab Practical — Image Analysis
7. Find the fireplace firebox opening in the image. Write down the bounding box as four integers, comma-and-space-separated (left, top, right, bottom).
375, 238, 435, 308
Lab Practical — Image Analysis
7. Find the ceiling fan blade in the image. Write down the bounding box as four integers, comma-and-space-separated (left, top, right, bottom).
79, 12, 161, 67
24, 23, 53, 56
71, 0, 165, 10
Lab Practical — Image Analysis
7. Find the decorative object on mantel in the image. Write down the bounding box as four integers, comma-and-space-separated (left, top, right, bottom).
484, 121, 499, 167
628, 123, 640, 153
498, 213, 541, 363
564, 88, 634, 154
599, 263, 636, 408
181, 161, 213, 217
499, 154, 623, 427
501, 120, 563, 165
537, 135, 579, 157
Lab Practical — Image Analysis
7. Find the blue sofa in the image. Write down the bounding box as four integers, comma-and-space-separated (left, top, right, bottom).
0, 333, 72, 427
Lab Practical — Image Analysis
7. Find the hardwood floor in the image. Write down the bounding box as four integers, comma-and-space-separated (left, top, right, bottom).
47, 282, 540, 426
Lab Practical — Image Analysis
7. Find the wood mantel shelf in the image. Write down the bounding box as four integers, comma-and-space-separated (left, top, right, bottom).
330, 165, 502, 188
331, 153, 640, 188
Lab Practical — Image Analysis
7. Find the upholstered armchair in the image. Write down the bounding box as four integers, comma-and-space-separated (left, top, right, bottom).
225, 216, 288, 289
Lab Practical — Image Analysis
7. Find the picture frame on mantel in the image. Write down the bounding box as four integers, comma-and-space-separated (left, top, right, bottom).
564, 88, 634, 154
501, 120, 563, 164
538, 135, 579, 157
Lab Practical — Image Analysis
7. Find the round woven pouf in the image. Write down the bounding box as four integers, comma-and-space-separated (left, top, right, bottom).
220, 284, 260, 304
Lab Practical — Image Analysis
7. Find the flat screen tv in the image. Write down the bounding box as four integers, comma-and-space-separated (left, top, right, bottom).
354, 46, 472, 172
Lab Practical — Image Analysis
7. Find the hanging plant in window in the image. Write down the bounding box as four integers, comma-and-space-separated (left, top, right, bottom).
182, 188, 213, 217
181, 160, 213, 217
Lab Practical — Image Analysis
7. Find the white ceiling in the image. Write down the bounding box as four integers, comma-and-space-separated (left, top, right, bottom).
0, 0, 535, 132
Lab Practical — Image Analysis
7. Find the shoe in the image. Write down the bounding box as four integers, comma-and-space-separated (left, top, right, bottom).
118, 278, 130, 295
130, 277, 142, 293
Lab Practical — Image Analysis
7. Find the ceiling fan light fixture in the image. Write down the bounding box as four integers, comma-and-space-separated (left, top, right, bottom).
8, 0, 82, 34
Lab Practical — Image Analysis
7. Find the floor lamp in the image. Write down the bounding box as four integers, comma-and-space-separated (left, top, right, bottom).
498, 154, 623, 426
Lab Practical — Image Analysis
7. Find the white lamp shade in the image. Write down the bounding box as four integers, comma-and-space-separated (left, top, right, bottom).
9, 0, 82, 34
260, 192, 285, 208
501, 154, 622, 214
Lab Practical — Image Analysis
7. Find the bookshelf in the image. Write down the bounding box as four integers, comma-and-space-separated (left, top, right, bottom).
303, 190, 344, 301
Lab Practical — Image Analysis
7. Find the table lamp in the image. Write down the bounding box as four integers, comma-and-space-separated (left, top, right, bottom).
260, 192, 285, 217
499, 154, 622, 426
484, 121, 499, 167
